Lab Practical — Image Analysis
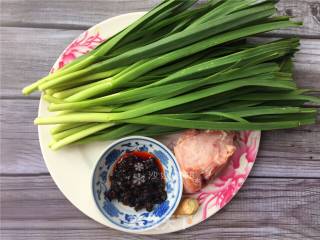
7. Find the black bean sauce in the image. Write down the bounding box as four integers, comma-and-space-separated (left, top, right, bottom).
105, 151, 167, 212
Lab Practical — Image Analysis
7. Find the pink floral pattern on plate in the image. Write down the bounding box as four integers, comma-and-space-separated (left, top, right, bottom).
51, 31, 104, 73
159, 130, 260, 225
194, 131, 260, 220
51, 27, 261, 230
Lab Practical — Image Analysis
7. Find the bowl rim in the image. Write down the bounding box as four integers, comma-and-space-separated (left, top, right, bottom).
91, 135, 183, 232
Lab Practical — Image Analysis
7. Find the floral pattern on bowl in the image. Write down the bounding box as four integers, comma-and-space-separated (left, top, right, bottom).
92, 136, 183, 232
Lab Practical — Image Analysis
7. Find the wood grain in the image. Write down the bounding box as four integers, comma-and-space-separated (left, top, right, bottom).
1, 0, 320, 238
1, 27, 320, 98
0, 99, 44, 175
0, 0, 158, 30
274, 0, 320, 37
1, 99, 319, 177
1, 176, 319, 239
0, 27, 81, 98
1, 0, 320, 37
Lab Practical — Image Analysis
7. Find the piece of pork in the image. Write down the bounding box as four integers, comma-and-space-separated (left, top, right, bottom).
173, 130, 236, 194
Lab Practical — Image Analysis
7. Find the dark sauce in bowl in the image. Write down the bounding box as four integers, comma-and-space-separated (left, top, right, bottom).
105, 151, 167, 212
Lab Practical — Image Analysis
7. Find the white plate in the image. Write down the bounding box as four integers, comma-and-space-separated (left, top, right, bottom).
38, 12, 261, 234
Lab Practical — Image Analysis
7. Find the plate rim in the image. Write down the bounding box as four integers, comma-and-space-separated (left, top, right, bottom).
37, 12, 261, 235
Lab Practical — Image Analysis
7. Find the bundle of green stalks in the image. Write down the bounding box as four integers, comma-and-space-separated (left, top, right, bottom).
23, 0, 320, 150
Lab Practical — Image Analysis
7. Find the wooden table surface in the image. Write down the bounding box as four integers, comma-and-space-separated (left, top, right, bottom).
1, 0, 320, 239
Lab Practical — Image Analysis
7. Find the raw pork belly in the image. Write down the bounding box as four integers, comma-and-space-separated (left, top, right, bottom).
174, 130, 236, 193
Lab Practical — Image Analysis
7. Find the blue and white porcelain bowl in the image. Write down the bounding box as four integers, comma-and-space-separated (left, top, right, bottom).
92, 136, 183, 233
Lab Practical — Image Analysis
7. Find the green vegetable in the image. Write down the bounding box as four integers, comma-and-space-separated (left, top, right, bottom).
22, 0, 319, 149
